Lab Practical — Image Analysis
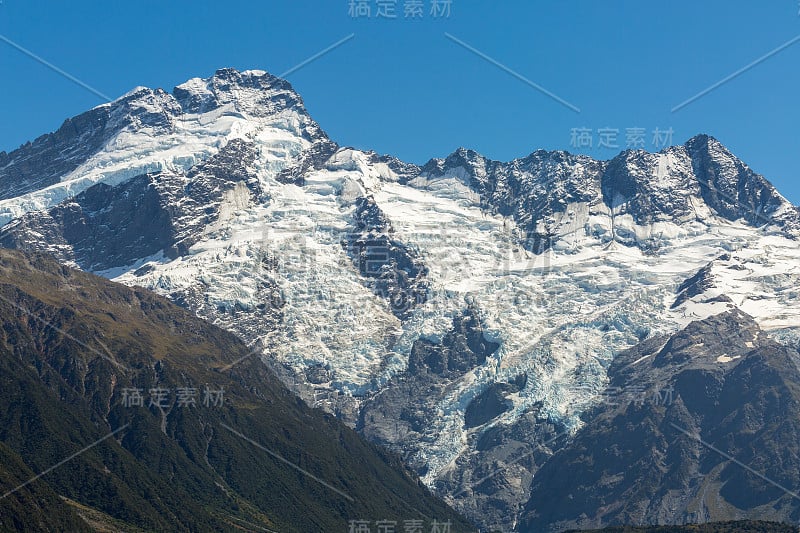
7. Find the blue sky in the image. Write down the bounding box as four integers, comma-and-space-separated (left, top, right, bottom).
1, 1, 798, 202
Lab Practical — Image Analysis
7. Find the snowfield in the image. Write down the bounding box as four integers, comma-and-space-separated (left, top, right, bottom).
115, 141, 800, 484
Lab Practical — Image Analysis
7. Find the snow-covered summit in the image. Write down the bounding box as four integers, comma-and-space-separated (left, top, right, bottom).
420, 134, 799, 253
0, 68, 324, 227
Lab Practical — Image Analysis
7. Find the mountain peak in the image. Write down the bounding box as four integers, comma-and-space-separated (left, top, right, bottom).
172, 67, 303, 117
684, 132, 719, 148
204, 66, 291, 91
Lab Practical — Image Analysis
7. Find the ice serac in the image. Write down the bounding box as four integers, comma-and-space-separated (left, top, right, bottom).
0, 68, 800, 532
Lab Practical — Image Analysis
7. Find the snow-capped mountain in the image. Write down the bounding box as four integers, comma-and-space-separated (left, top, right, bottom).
1, 68, 799, 531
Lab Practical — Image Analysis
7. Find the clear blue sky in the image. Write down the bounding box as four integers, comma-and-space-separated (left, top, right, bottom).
1, 1, 798, 203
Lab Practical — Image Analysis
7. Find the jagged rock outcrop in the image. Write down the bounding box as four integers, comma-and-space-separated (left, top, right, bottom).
521, 310, 800, 531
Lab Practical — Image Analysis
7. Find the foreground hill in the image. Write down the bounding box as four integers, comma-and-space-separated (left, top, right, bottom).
0, 248, 472, 531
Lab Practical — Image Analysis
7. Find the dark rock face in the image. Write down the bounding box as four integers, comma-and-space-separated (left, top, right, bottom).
0, 175, 174, 269
464, 378, 524, 429
686, 134, 798, 231
520, 310, 800, 532
0, 139, 260, 270
276, 139, 339, 185
443, 405, 568, 532
305, 363, 333, 385
168, 138, 261, 255
601, 148, 696, 226
342, 196, 429, 319
420, 148, 605, 253
355, 303, 528, 531
370, 152, 422, 182
672, 261, 716, 308
418, 135, 799, 254
407, 308, 499, 377
353, 195, 392, 232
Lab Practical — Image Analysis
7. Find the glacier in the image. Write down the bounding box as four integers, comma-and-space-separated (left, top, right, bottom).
1, 68, 799, 528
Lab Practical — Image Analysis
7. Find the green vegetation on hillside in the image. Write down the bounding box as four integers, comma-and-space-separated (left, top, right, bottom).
0, 249, 473, 532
